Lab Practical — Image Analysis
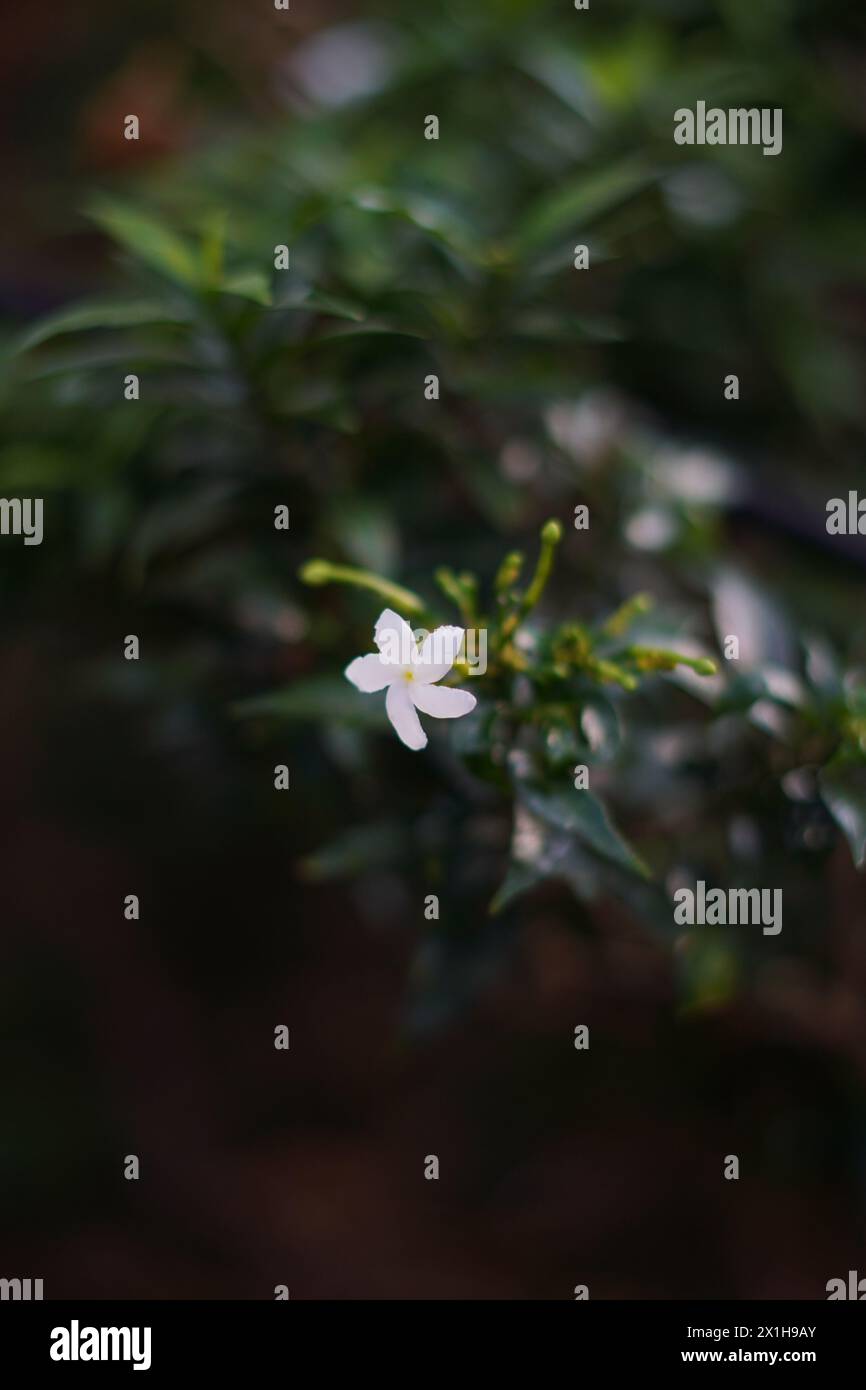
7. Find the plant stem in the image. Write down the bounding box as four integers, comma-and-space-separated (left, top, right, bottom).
299, 559, 427, 616
600, 592, 653, 639
500, 519, 562, 643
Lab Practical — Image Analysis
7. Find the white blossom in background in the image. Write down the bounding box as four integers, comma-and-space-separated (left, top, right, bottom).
284, 23, 396, 109
345, 608, 476, 750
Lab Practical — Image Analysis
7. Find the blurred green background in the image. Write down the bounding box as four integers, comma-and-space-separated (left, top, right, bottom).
1, 0, 865, 1298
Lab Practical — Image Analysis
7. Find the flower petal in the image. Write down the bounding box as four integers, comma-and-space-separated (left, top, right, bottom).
413, 625, 465, 683
410, 682, 477, 720
386, 681, 427, 749
374, 608, 415, 669
344, 653, 392, 693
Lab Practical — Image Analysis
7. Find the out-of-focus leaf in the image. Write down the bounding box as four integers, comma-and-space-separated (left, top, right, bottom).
516, 782, 649, 877
303, 288, 369, 321
450, 701, 494, 758
579, 695, 620, 760
16, 342, 195, 383
220, 269, 272, 306
711, 669, 767, 715
234, 676, 388, 730
122, 486, 238, 583
455, 454, 523, 528
760, 665, 809, 709
310, 318, 427, 343
269, 281, 374, 321
510, 798, 603, 903
518, 44, 599, 120
511, 158, 654, 256
711, 567, 796, 670
775, 319, 861, 426
351, 188, 478, 266
332, 499, 399, 573
12, 299, 195, 354
88, 196, 201, 287
819, 759, 866, 869
543, 722, 581, 769
582, 26, 671, 110
804, 635, 843, 700
489, 860, 544, 915
299, 821, 408, 881
513, 307, 626, 340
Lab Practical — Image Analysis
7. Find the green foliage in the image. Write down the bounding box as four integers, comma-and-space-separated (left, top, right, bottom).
279, 519, 710, 904
2, 0, 866, 1021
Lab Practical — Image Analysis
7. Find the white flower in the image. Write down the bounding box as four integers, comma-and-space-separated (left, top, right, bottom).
344, 607, 477, 750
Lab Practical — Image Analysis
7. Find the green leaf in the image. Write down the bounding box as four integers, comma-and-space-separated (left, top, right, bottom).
489, 861, 544, 915
310, 319, 427, 344
516, 783, 649, 878
819, 759, 866, 870
511, 158, 654, 256
87, 196, 201, 287
11, 299, 195, 354
299, 821, 407, 882
450, 700, 494, 758
220, 269, 273, 306
331, 499, 399, 574
303, 288, 370, 322
233, 676, 388, 730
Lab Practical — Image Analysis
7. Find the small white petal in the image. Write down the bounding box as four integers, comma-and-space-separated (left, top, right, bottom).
410, 683, 476, 720
344, 653, 392, 692
386, 681, 427, 749
374, 607, 415, 669
413, 625, 465, 684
